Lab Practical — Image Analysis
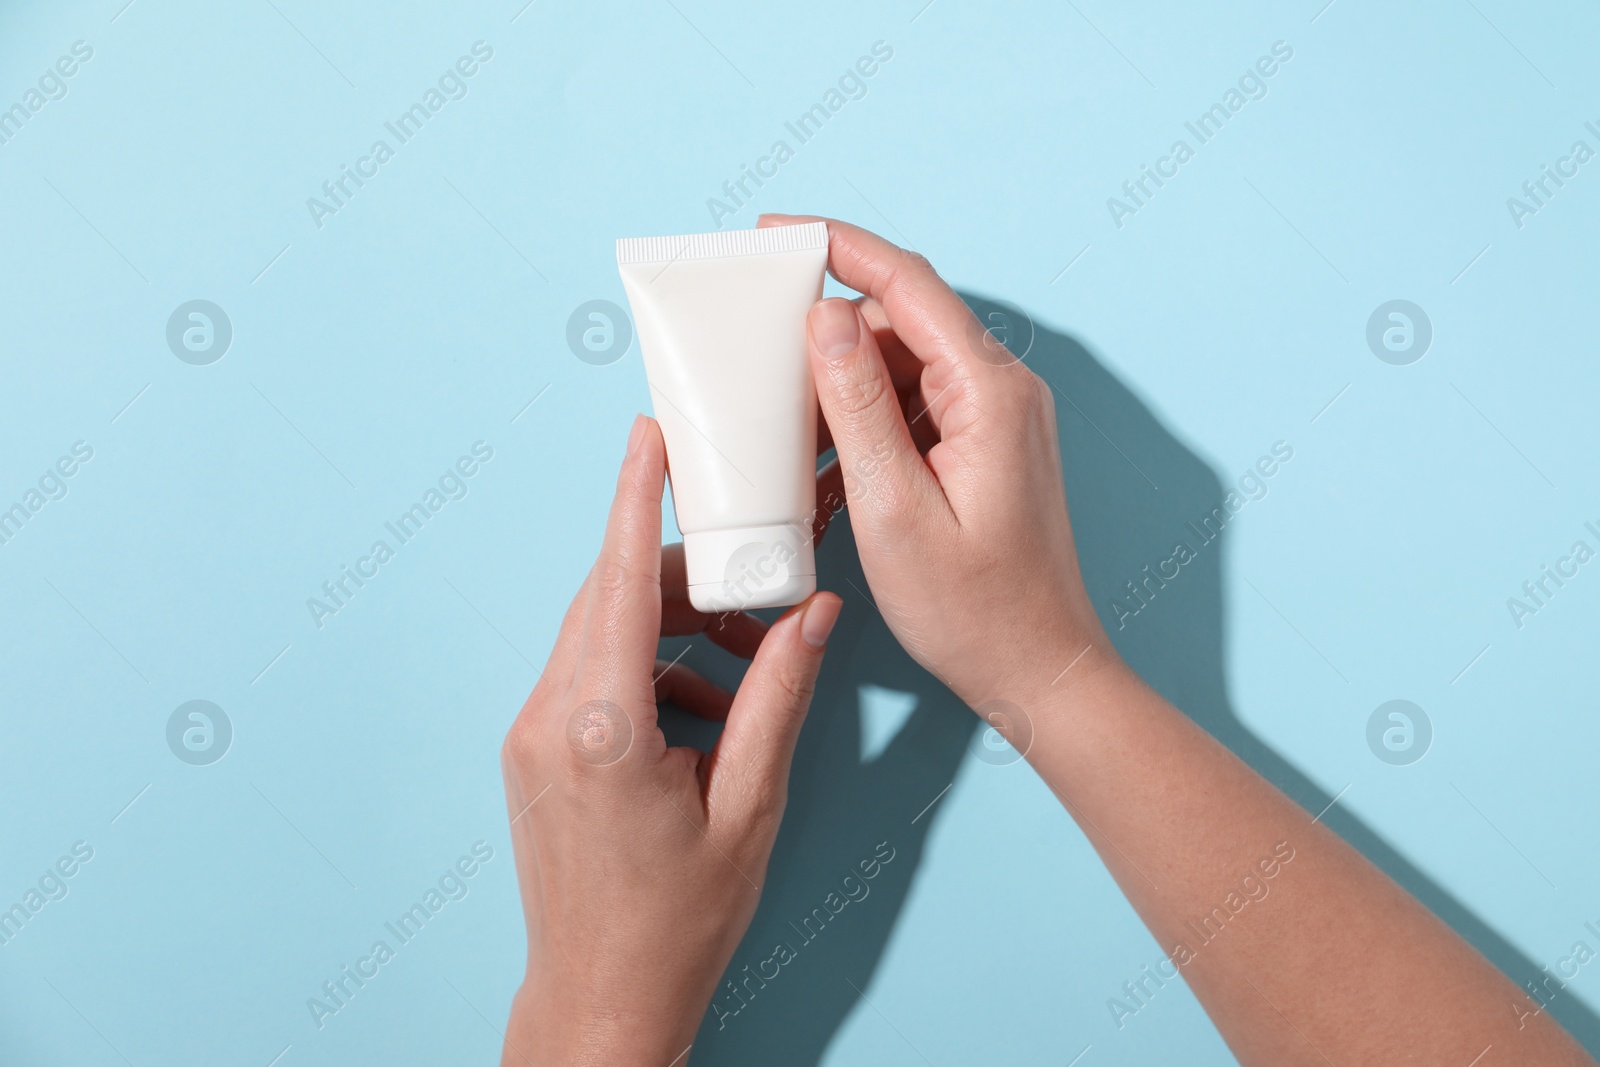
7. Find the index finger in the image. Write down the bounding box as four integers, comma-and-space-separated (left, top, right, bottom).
759, 214, 993, 381
576, 415, 666, 699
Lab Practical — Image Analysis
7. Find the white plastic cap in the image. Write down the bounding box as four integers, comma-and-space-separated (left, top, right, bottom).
683, 523, 816, 613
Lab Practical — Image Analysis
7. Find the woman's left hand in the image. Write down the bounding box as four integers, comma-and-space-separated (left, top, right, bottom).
500, 414, 842, 1065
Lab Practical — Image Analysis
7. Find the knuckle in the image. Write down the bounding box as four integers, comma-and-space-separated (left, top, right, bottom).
740, 784, 787, 833
880, 249, 936, 304
828, 356, 891, 418
591, 559, 628, 602
1021, 372, 1059, 437
898, 248, 935, 276
502, 712, 542, 768
563, 698, 635, 769
729, 764, 788, 832
989, 365, 1046, 419
876, 247, 934, 303
590, 557, 646, 606
1021, 368, 1053, 412
771, 657, 818, 711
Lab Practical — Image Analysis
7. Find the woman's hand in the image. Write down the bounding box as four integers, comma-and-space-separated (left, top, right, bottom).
500, 415, 841, 1066
761, 213, 1115, 712
762, 216, 1598, 1067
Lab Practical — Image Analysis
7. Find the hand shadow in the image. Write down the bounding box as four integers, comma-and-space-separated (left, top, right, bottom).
659, 505, 975, 1066
663, 292, 1599, 1063
970, 292, 1600, 1056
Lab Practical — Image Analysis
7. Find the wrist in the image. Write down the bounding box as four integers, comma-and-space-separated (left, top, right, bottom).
506, 975, 703, 1066
1003, 621, 1129, 713
964, 633, 1135, 762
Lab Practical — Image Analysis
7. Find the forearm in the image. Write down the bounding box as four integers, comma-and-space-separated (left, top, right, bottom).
1025, 651, 1593, 1066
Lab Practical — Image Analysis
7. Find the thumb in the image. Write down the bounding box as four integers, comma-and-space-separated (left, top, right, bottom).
807, 298, 946, 535
707, 593, 843, 827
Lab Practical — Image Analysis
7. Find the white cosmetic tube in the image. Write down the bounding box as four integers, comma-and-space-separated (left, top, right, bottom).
617, 221, 827, 613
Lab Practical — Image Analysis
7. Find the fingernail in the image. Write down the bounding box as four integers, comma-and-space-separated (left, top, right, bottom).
800, 595, 841, 648
810, 299, 860, 362
625, 414, 647, 458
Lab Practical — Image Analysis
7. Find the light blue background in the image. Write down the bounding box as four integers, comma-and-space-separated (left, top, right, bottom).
3, 1, 1599, 1064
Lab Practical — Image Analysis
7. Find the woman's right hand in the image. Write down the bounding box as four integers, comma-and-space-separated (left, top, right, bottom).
759, 216, 1600, 1067
761, 214, 1118, 713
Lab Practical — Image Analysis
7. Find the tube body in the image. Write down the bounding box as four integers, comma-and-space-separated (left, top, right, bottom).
617, 222, 826, 612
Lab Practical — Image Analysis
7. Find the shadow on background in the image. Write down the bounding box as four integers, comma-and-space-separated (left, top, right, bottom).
663, 502, 975, 1066
666, 294, 1600, 1063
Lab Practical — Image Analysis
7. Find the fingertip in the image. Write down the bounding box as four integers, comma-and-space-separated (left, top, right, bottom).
633, 413, 663, 456
595, 413, 666, 597
808, 298, 862, 362
758, 212, 813, 228
798, 592, 843, 649
624, 412, 647, 458
617, 414, 665, 487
